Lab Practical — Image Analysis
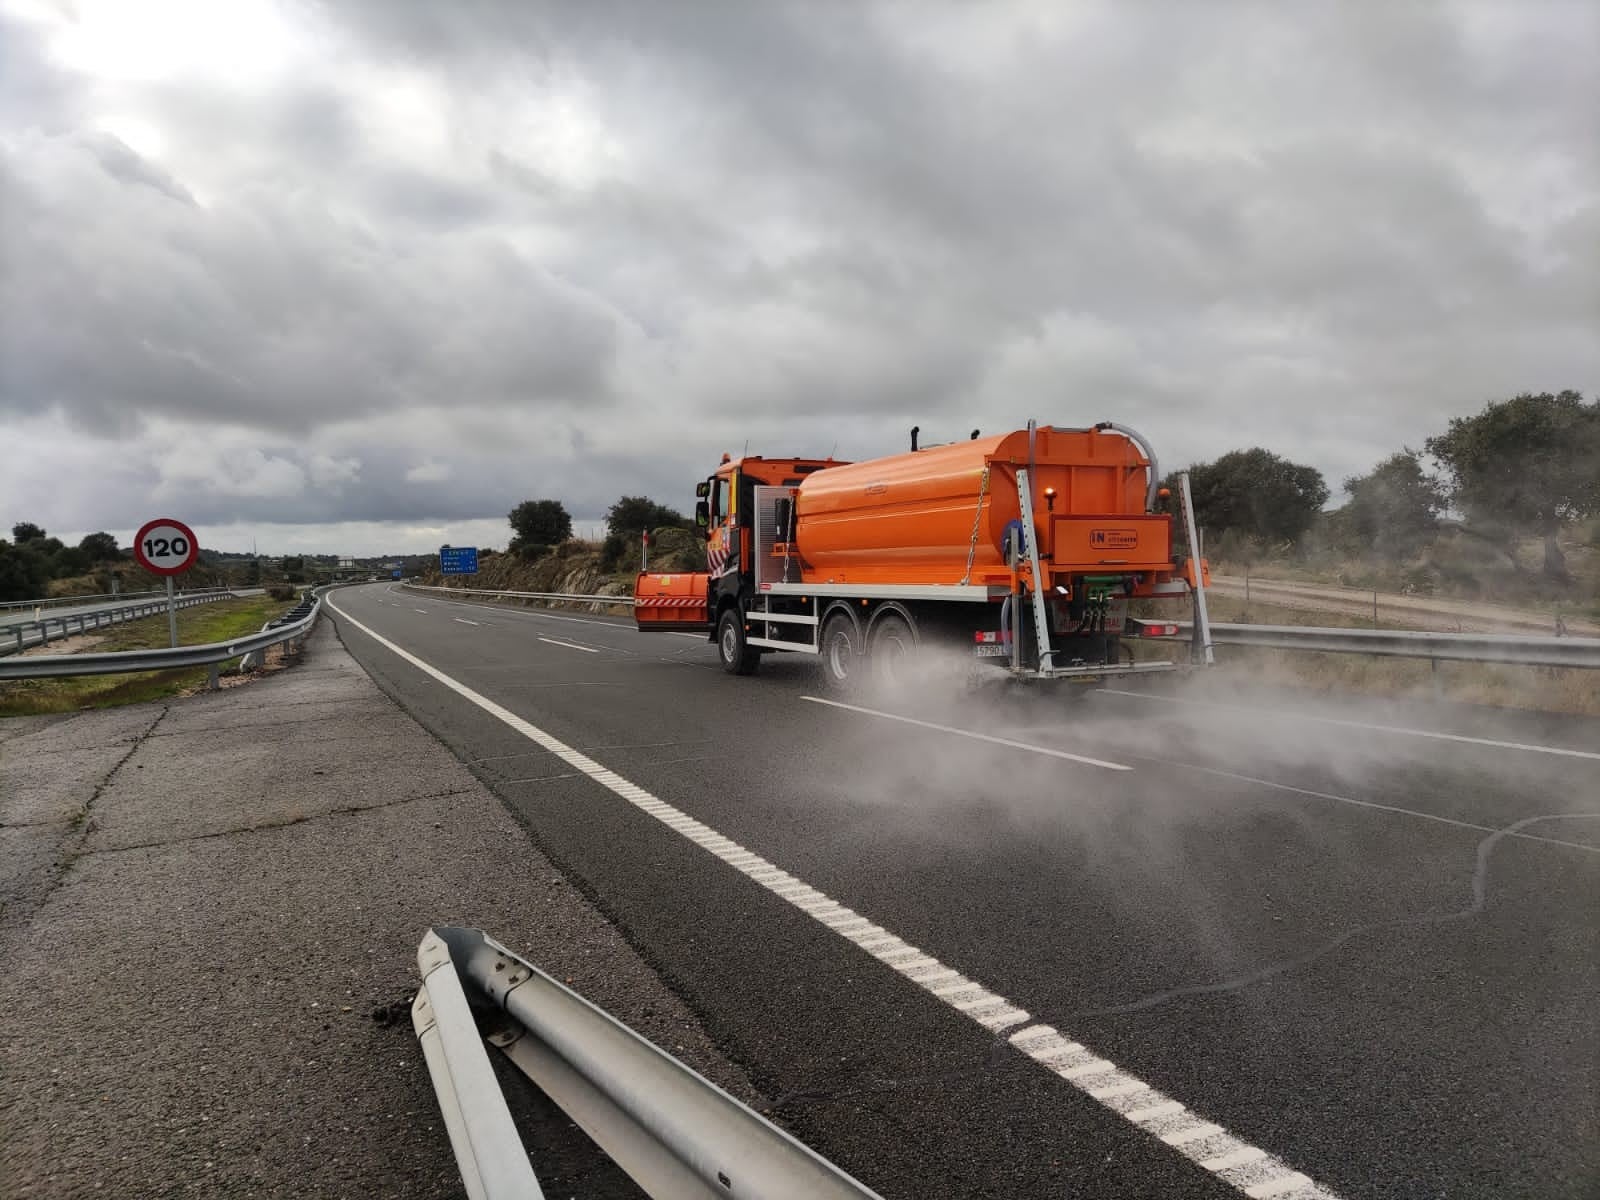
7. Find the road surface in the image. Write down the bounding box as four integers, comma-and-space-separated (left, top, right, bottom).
323, 582, 1599, 1199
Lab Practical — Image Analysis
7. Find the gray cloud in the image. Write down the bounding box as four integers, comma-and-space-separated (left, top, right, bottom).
2, 0, 1596, 552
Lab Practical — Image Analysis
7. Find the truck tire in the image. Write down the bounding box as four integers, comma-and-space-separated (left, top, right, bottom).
820, 610, 863, 692
717, 608, 761, 676
868, 611, 916, 687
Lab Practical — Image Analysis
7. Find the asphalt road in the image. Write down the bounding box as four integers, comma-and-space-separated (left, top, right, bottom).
325, 582, 1599, 1199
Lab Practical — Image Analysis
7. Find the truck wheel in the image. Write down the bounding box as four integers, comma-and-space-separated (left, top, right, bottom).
868, 612, 916, 687
820, 610, 863, 691
717, 608, 761, 675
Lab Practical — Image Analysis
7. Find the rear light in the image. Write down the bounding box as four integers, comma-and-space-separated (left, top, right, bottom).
1129, 621, 1179, 637
974, 630, 998, 643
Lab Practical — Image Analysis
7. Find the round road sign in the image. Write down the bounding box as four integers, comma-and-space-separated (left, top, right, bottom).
132, 517, 200, 576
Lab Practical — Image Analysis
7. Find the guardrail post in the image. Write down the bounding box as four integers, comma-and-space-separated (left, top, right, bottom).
207, 664, 220, 690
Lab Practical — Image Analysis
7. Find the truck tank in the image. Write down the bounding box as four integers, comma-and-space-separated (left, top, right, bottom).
794, 425, 1169, 587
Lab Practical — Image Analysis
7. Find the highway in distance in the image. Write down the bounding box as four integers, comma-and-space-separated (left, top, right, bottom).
327, 582, 1599, 1199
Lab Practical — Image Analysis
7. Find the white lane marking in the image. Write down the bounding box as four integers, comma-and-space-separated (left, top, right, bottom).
1204, 1147, 1268, 1171
401, 588, 692, 636
801, 696, 1132, 772
413, 608, 428, 614
538, 636, 599, 654
454, 618, 481, 626
1101, 688, 1600, 762
326, 595, 1341, 1199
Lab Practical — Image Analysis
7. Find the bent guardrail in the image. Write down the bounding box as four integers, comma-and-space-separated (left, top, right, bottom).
414, 927, 883, 1200
1158, 621, 1600, 669
0, 593, 322, 686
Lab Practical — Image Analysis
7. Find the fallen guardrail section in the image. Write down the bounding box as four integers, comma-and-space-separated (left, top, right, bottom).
0, 591, 322, 688
414, 927, 884, 1200
1160, 621, 1600, 669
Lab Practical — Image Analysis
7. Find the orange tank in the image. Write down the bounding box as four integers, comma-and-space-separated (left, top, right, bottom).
794, 426, 1171, 586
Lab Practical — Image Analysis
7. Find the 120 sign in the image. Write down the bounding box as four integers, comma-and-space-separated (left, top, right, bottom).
132, 518, 200, 576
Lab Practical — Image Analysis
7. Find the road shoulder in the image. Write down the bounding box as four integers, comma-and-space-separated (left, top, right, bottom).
0, 621, 758, 1198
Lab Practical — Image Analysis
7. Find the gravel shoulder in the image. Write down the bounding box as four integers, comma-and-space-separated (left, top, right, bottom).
0, 622, 758, 1198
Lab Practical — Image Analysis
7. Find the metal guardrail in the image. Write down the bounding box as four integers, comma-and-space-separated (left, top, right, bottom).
414, 927, 883, 1200
0, 593, 322, 683
1162, 621, 1600, 669
400, 583, 635, 610
0, 585, 232, 615
399, 582, 1600, 670
0, 592, 241, 656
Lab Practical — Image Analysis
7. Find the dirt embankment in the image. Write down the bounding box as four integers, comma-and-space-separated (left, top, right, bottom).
418, 533, 703, 596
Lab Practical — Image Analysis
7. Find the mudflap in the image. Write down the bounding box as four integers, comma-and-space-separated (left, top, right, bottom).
634, 571, 711, 633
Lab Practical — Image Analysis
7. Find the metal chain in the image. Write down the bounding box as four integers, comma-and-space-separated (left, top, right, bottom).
959, 465, 991, 585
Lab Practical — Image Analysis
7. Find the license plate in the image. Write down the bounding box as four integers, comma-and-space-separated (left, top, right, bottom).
973, 644, 1009, 657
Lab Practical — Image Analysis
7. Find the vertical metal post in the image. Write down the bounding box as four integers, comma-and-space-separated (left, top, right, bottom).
1244, 567, 1250, 622
1177, 472, 1214, 666
641, 531, 650, 573
1373, 590, 1379, 629
166, 577, 179, 648
1014, 468, 1055, 673
1008, 528, 1023, 673
207, 664, 220, 691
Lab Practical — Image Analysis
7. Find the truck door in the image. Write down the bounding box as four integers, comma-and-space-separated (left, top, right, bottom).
707, 472, 739, 581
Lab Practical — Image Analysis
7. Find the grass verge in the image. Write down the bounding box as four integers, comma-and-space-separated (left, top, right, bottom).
0, 595, 297, 717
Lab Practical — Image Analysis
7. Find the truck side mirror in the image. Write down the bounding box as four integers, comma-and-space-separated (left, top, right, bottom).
695, 481, 710, 499
695, 500, 710, 529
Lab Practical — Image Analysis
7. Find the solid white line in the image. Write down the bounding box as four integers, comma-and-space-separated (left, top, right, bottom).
1101, 688, 1600, 762
325, 595, 1341, 1200
454, 618, 481, 626
538, 636, 599, 654
801, 696, 1132, 772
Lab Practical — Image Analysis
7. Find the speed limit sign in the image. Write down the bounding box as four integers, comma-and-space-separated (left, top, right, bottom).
132, 517, 200, 576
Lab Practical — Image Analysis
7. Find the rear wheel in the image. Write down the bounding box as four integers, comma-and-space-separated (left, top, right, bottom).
717, 607, 761, 675
820, 610, 863, 691
868, 611, 917, 687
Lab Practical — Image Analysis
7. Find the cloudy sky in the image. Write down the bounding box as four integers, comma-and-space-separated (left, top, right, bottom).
2, 0, 1595, 556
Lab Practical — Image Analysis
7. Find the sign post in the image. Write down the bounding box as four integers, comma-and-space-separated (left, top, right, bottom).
132, 518, 201, 648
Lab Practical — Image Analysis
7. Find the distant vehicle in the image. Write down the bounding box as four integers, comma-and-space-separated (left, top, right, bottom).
634, 420, 1210, 687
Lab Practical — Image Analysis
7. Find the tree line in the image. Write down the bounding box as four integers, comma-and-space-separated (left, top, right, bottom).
0, 524, 125, 602
507, 495, 693, 571
1172, 390, 1597, 580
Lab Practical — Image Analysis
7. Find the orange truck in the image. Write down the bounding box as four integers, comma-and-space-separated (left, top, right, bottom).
634, 421, 1213, 687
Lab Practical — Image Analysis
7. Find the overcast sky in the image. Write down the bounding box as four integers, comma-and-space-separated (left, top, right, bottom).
2, 0, 1595, 556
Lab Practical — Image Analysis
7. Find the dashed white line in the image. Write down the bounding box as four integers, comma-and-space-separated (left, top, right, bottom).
1101, 688, 1600, 762
326, 595, 1342, 1200
413, 608, 428, 613
454, 618, 481, 626
538, 636, 599, 654
801, 696, 1132, 772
